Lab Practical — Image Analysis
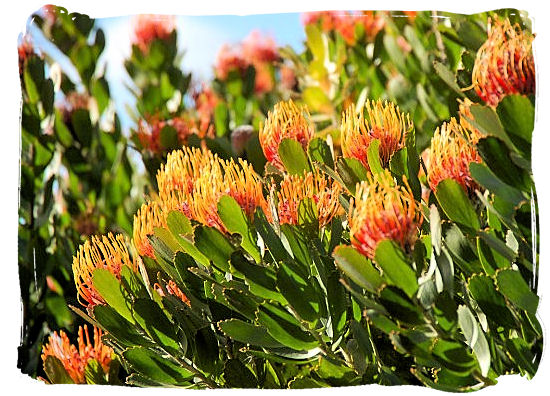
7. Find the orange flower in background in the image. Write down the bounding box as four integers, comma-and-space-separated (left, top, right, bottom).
259, 100, 314, 170
426, 118, 482, 193
472, 16, 535, 108
242, 30, 279, 64
41, 325, 112, 384
133, 201, 166, 259
301, 11, 385, 44
253, 62, 275, 94
136, 115, 211, 154
132, 14, 175, 53
215, 43, 248, 80
73, 233, 136, 307
280, 64, 297, 90
349, 170, 422, 260
277, 170, 342, 228
193, 84, 220, 133
18, 35, 35, 76
341, 99, 413, 171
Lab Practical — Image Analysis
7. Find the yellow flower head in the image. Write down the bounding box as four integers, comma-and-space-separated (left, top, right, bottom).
277, 170, 342, 228
426, 118, 482, 193
259, 100, 314, 170
72, 233, 136, 307
133, 201, 166, 259
41, 325, 112, 384
472, 16, 535, 107
341, 99, 413, 171
349, 170, 422, 259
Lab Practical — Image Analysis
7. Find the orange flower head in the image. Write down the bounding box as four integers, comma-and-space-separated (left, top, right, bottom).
193, 84, 219, 133
133, 201, 166, 259
189, 157, 268, 232
18, 35, 35, 75
349, 170, 423, 259
156, 146, 219, 198
277, 170, 342, 228
341, 99, 413, 171
132, 14, 175, 53
41, 325, 112, 384
426, 118, 482, 193
301, 11, 384, 44
472, 17, 535, 107
260, 100, 314, 170
72, 233, 136, 307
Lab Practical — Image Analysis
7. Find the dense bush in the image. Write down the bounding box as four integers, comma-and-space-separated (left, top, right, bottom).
19, 6, 540, 390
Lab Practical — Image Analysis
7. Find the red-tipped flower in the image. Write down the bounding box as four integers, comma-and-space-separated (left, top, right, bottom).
259, 100, 314, 170
341, 99, 413, 171
472, 17, 535, 107
349, 170, 422, 259
426, 118, 482, 193
41, 325, 112, 384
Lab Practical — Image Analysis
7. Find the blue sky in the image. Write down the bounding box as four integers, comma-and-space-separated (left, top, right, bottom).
30, 13, 306, 131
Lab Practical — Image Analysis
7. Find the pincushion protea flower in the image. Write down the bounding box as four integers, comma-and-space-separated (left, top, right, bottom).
189, 157, 268, 232
341, 99, 413, 171
133, 201, 166, 259
156, 147, 268, 233
472, 17, 535, 107
301, 11, 385, 44
259, 100, 314, 170
349, 170, 422, 260
277, 170, 342, 228
73, 233, 136, 307
426, 118, 482, 193
132, 14, 175, 53
41, 325, 112, 384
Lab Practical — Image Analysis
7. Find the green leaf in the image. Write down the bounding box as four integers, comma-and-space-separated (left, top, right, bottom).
336, 157, 368, 194
434, 61, 465, 96
308, 137, 334, 168
333, 245, 384, 292
194, 226, 234, 272
505, 338, 538, 378
132, 299, 183, 355
166, 210, 193, 237
256, 304, 318, 351
92, 268, 135, 324
457, 305, 491, 377
71, 109, 93, 147
374, 241, 418, 298
305, 24, 325, 60
123, 347, 194, 385
379, 286, 424, 325
93, 305, 151, 347
467, 104, 515, 148
496, 269, 539, 314
467, 274, 515, 327
43, 356, 74, 384
497, 94, 534, 144
277, 261, 322, 322
84, 359, 107, 385
54, 109, 73, 147
435, 179, 480, 230
214, 102, 229, 137
223, 359, 257, 388
218, 195, 260, 262
469, 162, 526, 206
160, 125, 179, 150
254, 209, 292, 263
218, 319, 283, 348
278, 138, 310, 175
366, 139, 383, 174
